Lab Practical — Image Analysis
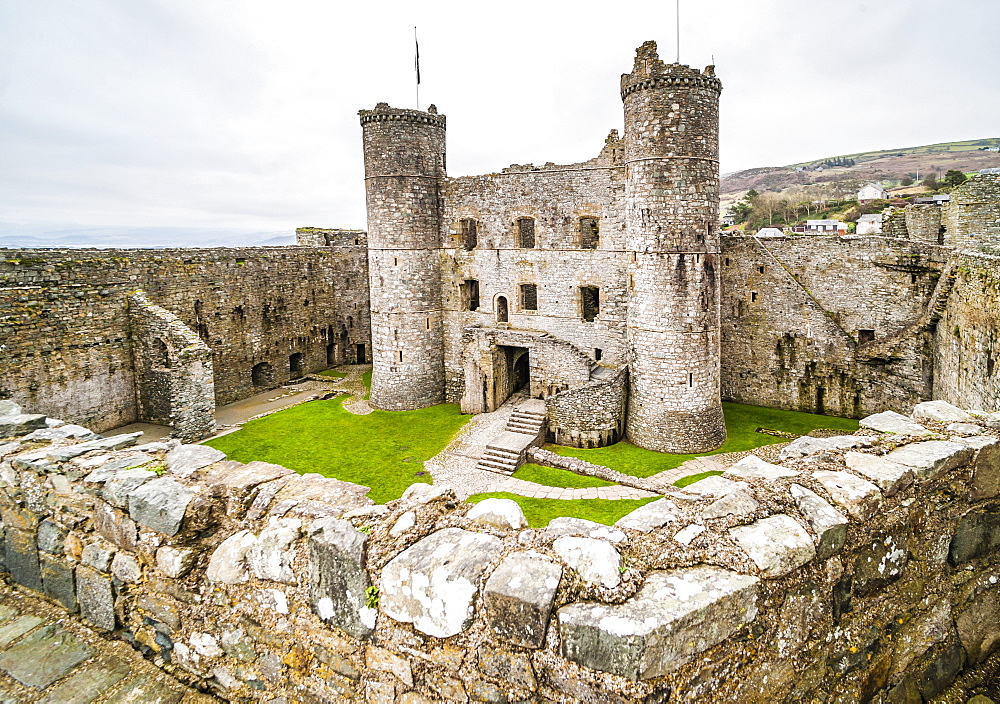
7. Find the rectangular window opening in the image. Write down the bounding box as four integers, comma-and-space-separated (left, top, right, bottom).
724, 257, 731, 266
397, 350, 403, 363
758, 265, 765, 274
858, 329, 876, 344
751, 291, 758, 303
580, 217, 600, 249
911, 274, 918, 284
517, 218, 536, 248
594, 348, 603, 361
520, 283, 538, 311
688, 372, 694, 387
426, 317, 430, 330
581, 286, 600, 322
460, 219, 478, 250
460, 279, 480, 311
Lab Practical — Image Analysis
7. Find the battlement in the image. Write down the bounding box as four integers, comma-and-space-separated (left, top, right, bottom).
358, 102, 446, 129
620, 41, 721, 99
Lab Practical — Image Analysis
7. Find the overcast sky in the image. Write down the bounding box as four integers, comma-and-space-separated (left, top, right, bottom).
1, 0, 997, 239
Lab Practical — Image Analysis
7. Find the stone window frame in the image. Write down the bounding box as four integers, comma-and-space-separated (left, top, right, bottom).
519, 283, 538, 312
515, 217, 536, 249
579, 216, 600, 249
459, 218, 478, 251
580, 285, 601, 323
460, 279, 480, 311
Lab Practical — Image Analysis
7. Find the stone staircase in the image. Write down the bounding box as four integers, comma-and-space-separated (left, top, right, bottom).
475, 399, 548, 476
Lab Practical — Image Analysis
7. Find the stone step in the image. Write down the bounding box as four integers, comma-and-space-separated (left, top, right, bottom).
483, 448, 520, 461
507, 425, 541, 435
475, 460, 517, 475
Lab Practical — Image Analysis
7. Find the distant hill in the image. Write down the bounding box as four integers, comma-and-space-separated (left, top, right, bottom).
721, 138, 1000, 209
0, 224, 298, 249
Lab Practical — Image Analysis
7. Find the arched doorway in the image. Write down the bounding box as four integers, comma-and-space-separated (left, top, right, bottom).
496, 296, 509, 323
289, 353, 304, 379
513, 351, 530, 391
252, 362, 275, 388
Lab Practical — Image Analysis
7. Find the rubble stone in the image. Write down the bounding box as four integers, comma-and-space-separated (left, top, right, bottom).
551, 536, 621, 588
789, 484, 849, 559
127, 477, 194, 535
886, 440, 974, 482
728, 514, 816, 577
614, 499, 678, 532
483, 551, 561, 649
812, 470, 883, 520
724, 455, 799, 481
308, 518, 375, 640
912, 400, 974, 423
860, 411, 933, 436
844, 451, 915, 496
467, 498, 527, 530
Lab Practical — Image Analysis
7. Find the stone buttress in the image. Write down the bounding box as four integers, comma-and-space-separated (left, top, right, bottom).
622, 41, 727, 452
359, 104, 447, 409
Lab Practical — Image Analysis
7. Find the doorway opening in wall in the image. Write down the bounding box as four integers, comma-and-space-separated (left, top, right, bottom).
356, 344, 367, 364
326, 343, 337, 367
289, 353, 305, 379
252, 362, 275, 388
492, 345, 531, 409
496, 296, 509, 323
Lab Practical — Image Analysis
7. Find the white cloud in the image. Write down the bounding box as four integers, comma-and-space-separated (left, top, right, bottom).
0, 0, 997, 240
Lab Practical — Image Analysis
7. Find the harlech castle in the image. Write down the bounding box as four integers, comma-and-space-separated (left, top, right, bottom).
2, 41, 1000, 703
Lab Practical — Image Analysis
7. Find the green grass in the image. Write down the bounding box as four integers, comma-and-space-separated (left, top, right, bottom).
204, 397, 470, 503
550, 401, 858, 479
467, 492, 658, 528
512, 463, 613, 489
674, 470, 724, 487
318, 369, 347, 378
362, 369, 372, 399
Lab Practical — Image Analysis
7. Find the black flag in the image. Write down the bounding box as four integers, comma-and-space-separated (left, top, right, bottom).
414, 28, 421, 85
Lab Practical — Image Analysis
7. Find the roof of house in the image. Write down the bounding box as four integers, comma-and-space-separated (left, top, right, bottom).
858, 214, 883, 223
806, 219, 842, 226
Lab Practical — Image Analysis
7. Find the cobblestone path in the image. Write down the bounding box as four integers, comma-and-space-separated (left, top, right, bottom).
312, 365, 373, 415
0, 583, 211, 703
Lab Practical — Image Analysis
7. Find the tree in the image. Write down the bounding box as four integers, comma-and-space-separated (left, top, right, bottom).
922, 176, 939, 190
752, 192, 787, 226
900, 176, 914, 187
943, 170, 968, 188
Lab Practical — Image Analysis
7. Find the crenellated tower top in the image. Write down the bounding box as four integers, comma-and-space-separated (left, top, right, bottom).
620, 40, 721, 101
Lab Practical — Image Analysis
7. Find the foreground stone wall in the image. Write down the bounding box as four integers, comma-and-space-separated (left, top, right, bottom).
0, 246, 370, 433
3, 398, 1000, 701
943, 175, 1000, 249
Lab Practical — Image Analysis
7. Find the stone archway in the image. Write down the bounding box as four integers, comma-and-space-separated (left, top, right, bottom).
496, 296, 509, 323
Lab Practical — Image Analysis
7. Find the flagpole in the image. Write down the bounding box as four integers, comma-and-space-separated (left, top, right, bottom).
414, 26, 420, 110
676, 0, 680, 63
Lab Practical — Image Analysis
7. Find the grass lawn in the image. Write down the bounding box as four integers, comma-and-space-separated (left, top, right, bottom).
205, 396, 470, 503
512, 463, 613, 489
550, 401, 858, 479
317, 369, 347, 379
675, 470, 724, 487
362, 369, 372, 399
466, 492, 658, 528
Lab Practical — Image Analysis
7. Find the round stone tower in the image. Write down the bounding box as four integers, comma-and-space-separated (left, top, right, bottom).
622, 41, 727, 453
359, 103, 446, 410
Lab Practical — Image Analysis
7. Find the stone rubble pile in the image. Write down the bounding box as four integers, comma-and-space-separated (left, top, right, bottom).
1, 398, 1000, 702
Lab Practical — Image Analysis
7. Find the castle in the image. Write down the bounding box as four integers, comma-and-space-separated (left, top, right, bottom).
1, 41, 999, 450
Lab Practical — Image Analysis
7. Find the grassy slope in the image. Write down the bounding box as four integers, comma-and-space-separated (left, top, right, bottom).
466, 493, 658, 529
317, 369, 347, 378
512, 463, 613, 488
550, 401, 858, 479
205, 396, 470, 503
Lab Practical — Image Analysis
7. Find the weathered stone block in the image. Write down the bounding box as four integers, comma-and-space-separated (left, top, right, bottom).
308, 518, 374, 640
967, 437, 1000, 500
948, 422, 983, 435
0, 413, 47, 438
812, 470, 882, 520
789, 484, 848, 559
956, 585, 1000, 664
111, 552, 141, 583
92, 500, 137, 550
102, 468, 156, 508
949, 505, 1000, 565
81, 541, 115, 572
248, 517, 301, 583
702, 489, 759, 520
40, 554, 77, 612
779, 435, 873, 461
206, 529, 256, 584
467, 498, 526, 530
853, 531, 909, 596
483, 551, 561, 649
912, 400, 973, 424
558, 566, 760, 680
155, 545, 198, 578
366, 645, 413, 687
36, 519, 67, 554
886, 440, 973, 482
918, 642, 965, 700
552, 536, 621, 588
381, 527, 502, 638
728, 514, 816, 577
844, 451, 914, 496
544, 517, 626, 543
890, 604, 951, 680
76, 565, 115, 630
860, 411, 932, 436
724, 455, 798, 481
127, 477, 194, 536
614, 499, 677, 532
0, 624, 94, 688
0, 400, 22, 416
5, 527, 42, 591
478, 646, 536, 690
165, 444, 226, 478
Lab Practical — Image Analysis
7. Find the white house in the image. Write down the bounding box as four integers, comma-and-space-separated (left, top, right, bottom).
857, 183, 888, 202
804, 219, 848, 234
857, 213, 883, 235
755, 227, 785, 238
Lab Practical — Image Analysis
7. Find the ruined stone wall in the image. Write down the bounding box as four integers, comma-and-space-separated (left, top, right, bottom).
0, 246, 370, 432
942, 174, 1000, 249
882, 207, 908, 238
935, 251, 1000, 413
439, 154, 629, 408
545, 366, 628, 448
295, 227, 367, 248
719, 236, 949, 417
3, 400, 1000, 702
127, 291, 215, 443
905, 203, 943, 243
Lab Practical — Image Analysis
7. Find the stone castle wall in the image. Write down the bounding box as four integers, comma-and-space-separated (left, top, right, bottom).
904, 203, 943, 243
935, 251, 1000, 413
0, 246, 370, 433
719, 235, 951, 417
3, 400, 1000, 701
545, 365, 629, 448
943, 174, 1000, 249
